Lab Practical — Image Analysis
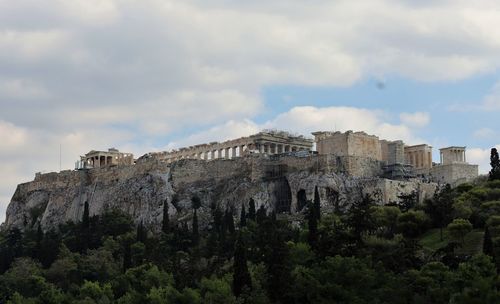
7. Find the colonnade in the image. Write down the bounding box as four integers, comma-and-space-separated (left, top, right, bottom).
164, 141, 306, 163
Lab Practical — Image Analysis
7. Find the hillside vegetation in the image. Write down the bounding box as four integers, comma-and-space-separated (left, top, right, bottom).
2, 176, 500, 303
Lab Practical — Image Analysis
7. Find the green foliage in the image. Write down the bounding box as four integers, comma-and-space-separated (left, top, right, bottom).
448, 219, 473, 244
5, 178, 500, 303
489, 148, 500, 181
397, 210, 429, 238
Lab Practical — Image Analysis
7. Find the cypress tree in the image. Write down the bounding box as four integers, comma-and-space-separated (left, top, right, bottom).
123, 242, 132, 271
314, 186, 321, 221
233, 233, 252, 297
490, 148, 500, 180
82, 201, 90, 252
248, 198, 256, 221
192, 209, 199, 246
307, 201, 318, 249
240, 205, 247, 227
226, 209, 235, 234
162, 200, 170, 234
82, 201, 90, 229
137, 221, 146, 243
256, 205, 267, 224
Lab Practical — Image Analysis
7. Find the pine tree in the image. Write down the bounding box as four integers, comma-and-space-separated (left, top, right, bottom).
162, 199, 170, 234
490, 148, 500, 180
248, 198, 256, 221
307, 201, 318, 249
240, 205, 247, 227
314, 186, 321, 221
233, 233, 252, 297
192, 209, 199, 246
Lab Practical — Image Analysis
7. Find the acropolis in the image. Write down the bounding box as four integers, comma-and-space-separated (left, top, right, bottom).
75, 129, 478, 186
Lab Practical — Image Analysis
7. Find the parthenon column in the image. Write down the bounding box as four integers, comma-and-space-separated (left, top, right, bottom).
210, 150, 215, 160
225, 147, 231, 159
232, 147, 237, 158
219, 149, 224, 159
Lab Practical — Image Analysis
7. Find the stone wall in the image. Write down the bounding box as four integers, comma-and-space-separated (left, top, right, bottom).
431, 163, 479, 186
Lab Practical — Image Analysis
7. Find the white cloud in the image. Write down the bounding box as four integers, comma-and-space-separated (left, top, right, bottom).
3, 0, 500, 222
467, 145, 500, 174
399, 112, 431, 128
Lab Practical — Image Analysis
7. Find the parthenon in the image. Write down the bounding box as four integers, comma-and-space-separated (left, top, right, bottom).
145, 130, 314, 163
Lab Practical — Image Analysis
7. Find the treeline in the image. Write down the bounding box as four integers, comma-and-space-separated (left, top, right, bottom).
2, 178, 500, 303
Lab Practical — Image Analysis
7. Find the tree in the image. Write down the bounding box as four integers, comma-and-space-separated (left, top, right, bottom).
307, 201, 318, 249
82, 201, 90, 252
240, 205, 247, 228
490, 148, 500, 180
162, 199, 170, 234
483, 225, 493, 256
256, 205, 267, 224
136, 221, 147, 243
397, 210, 428, 238
425, 185, 454, 241
248, 198, 256, 221
448, 219, 472, 245
314, 186, 321, 221
347, 195, 375, 240
192, 209, 199, 246
233, 233, 252, 297
225, 209, 235, 234
82, 201, 90, 229
191, 195, 202, 209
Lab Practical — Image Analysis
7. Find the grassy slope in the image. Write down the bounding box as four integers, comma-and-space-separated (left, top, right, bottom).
419, 228, 484, 256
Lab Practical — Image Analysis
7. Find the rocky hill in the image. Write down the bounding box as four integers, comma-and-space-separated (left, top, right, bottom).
3, 156, 438, 232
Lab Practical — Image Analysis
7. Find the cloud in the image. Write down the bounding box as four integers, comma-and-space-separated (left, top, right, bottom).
467, 145, 500, 174
3, 0, 500, 222
399, 112, 430, 128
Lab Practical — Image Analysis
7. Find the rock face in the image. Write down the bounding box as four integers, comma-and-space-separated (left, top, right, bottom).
3, 156, 438, 232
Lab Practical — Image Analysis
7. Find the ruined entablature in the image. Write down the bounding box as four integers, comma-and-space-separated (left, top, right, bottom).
142, 131, 314, 163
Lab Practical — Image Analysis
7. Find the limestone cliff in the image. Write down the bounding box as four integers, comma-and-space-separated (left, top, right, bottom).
3, 156, 438, 232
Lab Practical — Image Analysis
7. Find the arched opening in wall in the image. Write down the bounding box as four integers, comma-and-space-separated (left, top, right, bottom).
297, 189, 307, 212
107, 156, 113, 165
100, 156, 105, 167
326, 187, 340, 213
274, 177, 292, 213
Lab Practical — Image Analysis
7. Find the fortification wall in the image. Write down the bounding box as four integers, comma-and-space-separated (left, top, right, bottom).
346, 132, 382, 160
431, 163, 479, 186
336, 156, 383, 177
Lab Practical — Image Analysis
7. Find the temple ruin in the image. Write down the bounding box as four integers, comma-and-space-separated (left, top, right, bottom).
142, 130, 314, 163
75, 129, 478, 186
76, 148, 134, 169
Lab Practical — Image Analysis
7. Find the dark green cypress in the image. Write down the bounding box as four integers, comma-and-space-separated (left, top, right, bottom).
314, 186, 321, 221
82, 201, 90, 229
137, 221, 146, 243
248, 198, 256, 221
233, 233, 252, 297
240, 205, 247, 227
256, 205, 267, 224
162, 199, 170, 234
226, 209, 235, 234
192, 209, 199, 246
82, 201, 90, 252
307, 201, 318, 249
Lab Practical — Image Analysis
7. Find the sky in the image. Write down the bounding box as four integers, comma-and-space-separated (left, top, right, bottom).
2, 0, 500, 223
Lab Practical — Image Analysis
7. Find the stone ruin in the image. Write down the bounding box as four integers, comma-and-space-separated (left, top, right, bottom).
72, 129, 478, 186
